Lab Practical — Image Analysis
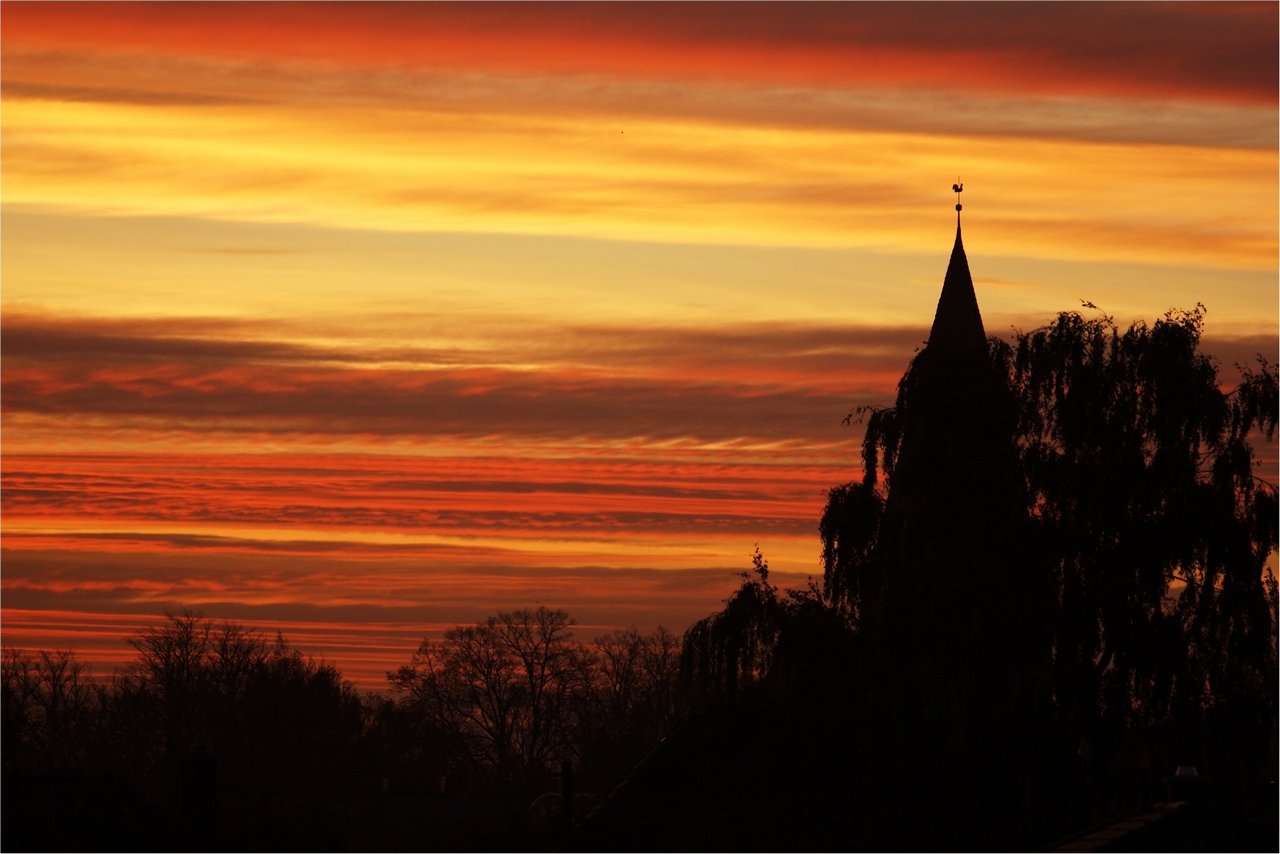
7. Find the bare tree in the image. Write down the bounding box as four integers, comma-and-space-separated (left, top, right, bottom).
32, 649, 93, 771
593, 626, 681, 739
2, 648, 39, 771
1, 648, 94, 773
391, 606, 590, 788
127, 609, 212, 758
595, 628, 645, 733
638, 626, 681, 732
208, 622, 268, 728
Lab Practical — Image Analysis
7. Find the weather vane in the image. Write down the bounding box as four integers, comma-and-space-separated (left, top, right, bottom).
952, 180, 963, 212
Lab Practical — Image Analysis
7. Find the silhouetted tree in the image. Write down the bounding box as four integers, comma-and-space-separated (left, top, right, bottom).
390, 608, 684, 794
124, 609, 213, 764
206, 621, 269, 738
64, 612, 368, 806
2, 648, 94, 774
680, 547, 789, 708
390, 606, 591, 789
592, 624, 680, 739
231, 631, 367, 796
360, 690, 466, 793
577, 624, 683, 789
31, 650, 93, 772
4, 616, 381, 851
2, 647, 39, 773
1000, 306, 1277, 792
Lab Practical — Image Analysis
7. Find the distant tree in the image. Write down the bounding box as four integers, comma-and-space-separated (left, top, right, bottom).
1, 647, 39, 772
89, 666, 165, 781
638, 626, 681, 723
390, 606, 590, 789
125, 609, 213, 761
390, 608, 684, 791
1, 648, 94, 773
4, 617, 378, 850
87, 611, 369, 803
31, 650, 93, 772
233, 632, 367, 795
361, 690, 465, 793
206, 621, 269, 734
592, 625, 680, 737
578, 624, 683, 788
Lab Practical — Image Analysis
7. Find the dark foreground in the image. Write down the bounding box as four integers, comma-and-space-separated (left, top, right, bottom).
5, 746, 1275, 852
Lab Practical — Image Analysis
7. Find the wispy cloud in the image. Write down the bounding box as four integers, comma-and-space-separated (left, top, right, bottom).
7, 49, 1274, 150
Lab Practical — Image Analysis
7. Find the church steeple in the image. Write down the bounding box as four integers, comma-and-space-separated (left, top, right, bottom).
926, 183, 986, 352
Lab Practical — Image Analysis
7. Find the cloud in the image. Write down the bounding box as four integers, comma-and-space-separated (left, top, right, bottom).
4, 3, 1274, 104
0, 307, 870, 567
0, 77, 247, 107
7, 49, 1274, 151
6, 92, 1272, 270
0, 548, 803, 687
2, 313, 913, 443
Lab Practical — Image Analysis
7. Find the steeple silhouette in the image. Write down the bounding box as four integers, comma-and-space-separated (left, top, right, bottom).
867, 188, 1036, 777
931, 225, 988, 353
927, 203, 986, 353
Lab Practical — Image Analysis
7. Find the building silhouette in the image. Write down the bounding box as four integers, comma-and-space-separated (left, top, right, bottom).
575, 197, 1048, 850
871, 198, 1035, 722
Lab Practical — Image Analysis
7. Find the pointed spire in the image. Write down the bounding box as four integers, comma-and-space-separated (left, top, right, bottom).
927, 193, 986, 353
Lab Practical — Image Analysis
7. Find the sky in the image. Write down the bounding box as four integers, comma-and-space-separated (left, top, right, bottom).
3, 2, 1277, 688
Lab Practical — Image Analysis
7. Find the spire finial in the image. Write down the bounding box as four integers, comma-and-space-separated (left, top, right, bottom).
952, 179, 963, 226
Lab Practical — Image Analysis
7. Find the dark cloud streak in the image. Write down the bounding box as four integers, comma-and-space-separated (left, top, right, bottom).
7, 3, 1273, 102
2, 313, 915, 443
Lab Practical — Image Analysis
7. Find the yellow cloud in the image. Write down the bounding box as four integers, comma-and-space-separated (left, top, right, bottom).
5, 96, 1275, 272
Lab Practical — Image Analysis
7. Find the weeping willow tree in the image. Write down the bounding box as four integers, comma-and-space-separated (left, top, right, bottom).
679, 547, 787, 706
1003, 306, 1276, 787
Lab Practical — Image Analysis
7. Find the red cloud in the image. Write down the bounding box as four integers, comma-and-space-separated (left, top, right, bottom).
4, 3, 1274, 104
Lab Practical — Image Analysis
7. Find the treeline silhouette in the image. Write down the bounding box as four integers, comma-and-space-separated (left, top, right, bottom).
2, 609, 683, 850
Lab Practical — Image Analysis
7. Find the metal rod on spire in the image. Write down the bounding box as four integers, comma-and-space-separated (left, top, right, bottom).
952, 180, 963, 227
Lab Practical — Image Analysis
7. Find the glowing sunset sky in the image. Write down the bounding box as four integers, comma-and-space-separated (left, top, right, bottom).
3, 2, 1276, 687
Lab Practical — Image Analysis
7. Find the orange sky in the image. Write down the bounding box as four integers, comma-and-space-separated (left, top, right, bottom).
3, 2, 1276, 687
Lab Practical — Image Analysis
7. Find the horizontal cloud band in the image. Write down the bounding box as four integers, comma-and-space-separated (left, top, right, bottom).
3, 313, 924, 443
